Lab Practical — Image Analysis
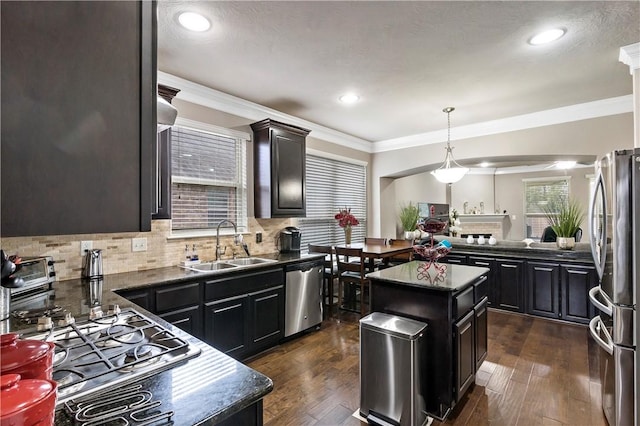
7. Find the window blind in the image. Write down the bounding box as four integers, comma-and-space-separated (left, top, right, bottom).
299, 155, 366, 249
171, 125, 247, 232
523, 178, 569, 239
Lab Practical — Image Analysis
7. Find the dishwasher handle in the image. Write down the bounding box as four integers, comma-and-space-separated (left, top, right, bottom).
286, 261, 323, 273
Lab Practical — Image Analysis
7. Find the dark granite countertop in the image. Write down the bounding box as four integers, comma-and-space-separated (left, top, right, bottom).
433, 238, 594, 263
367, 261, 489, 292
4, 252, 323, 425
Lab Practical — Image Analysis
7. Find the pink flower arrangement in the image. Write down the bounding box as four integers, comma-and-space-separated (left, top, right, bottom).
335, 207, 359, 228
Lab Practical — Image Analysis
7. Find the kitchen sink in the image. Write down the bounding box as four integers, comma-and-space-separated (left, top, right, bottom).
186, 262, 238, 272
226, 257, 276, 266
181, 257, 276, 273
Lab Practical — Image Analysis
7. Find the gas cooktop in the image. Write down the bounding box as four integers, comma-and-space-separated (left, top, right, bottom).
25, 308, 201, 407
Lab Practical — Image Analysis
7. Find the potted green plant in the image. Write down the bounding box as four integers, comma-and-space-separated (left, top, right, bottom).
543, 198, 585, 249
399, 202, 421, 240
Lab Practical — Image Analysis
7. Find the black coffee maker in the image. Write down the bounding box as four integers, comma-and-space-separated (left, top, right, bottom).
279, 227, 301, 252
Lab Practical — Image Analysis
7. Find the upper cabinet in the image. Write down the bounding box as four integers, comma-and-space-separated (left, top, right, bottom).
1, 1, 157, 237
251, 119, 310, 218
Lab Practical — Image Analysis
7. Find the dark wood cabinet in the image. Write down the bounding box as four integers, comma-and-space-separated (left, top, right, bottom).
474, 297, 488, 371
526, 261, 561, 319
442, 254, 468, 265
204, 295, 250, 359
204, 267, 285, 359
468, 256, 496, 306
454, 309, 475, 402
494, 259, 525, 312
249, 286, 285, 353
159, 305, 203, 340
560, 264, 597, 324
251, 119, 310, 218
119, 288, 152, 312
1, 1, 156, 236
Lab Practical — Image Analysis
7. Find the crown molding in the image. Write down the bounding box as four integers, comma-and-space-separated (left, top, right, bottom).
372, 95, 633, 153
159, 71, 632, 156
158, 71, 373, 153
619, 42, 640, 73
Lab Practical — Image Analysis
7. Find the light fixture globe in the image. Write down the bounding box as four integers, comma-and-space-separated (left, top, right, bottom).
431, 107, 468, 184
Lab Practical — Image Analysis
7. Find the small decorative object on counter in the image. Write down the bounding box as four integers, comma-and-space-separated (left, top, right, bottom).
466, 235, 474, 244
0, 373, 57, 426
414, 218, 451, 274
488, 236, 497, 245
477, 235, 486, 245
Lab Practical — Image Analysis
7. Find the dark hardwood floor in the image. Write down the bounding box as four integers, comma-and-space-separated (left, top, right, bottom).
247, 310, 607, 426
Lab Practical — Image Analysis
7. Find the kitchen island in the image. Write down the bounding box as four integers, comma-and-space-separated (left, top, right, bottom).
367, 261, 490, 421
4, 252, 323, 425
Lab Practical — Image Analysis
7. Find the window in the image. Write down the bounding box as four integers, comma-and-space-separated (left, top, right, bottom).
523, 177, 570, 240
299, 154, 367, 249
170, 121, 248, 234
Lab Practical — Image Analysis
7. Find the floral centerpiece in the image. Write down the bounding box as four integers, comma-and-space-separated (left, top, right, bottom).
335, 207, 359, 244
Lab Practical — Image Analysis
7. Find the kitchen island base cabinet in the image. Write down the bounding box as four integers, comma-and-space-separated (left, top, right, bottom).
368, 262, 489, 421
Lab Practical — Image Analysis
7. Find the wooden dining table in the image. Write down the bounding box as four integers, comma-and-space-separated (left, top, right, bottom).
334, 242, 414, 272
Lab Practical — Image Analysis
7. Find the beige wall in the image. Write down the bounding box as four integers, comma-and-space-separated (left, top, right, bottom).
371, 113, 635, 237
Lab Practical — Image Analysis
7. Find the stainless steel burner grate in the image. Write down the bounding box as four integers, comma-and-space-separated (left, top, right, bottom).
25, 308, 201, 407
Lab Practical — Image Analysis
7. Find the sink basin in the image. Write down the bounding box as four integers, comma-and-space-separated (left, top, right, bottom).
226, 257, 276, 266
187, 262, 238, 272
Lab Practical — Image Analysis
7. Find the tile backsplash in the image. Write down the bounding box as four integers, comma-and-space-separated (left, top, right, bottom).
1, 218, 295, 281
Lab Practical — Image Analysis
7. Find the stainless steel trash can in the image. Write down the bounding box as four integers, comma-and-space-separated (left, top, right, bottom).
360, 312, 428, 426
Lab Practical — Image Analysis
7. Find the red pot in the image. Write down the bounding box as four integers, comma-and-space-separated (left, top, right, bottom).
0, 333, 55, 381
0, 374, 57, 426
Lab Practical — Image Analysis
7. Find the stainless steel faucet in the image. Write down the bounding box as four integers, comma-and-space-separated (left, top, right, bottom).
216, 219, 239, 260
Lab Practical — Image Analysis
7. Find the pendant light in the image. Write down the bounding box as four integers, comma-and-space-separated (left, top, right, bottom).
431, 107, 468, 184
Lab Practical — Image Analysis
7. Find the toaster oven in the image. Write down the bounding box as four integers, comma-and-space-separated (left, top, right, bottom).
10, 256, 56, 295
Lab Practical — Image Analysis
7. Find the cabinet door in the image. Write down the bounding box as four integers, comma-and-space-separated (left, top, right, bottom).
474, 297, 488, 371
560, 264, 597, 324
249, 286, 285, 353
204, 295, 249, 360
495, 259, 525, 312
155, 282, 200, 313
118, 288, 152, 312
1, 1, 156, 236
469, 257, 495, 306
272, 128, 306, 215
159, 305, 203, 340
454, 309, 475, 402
526, 262, 560, 319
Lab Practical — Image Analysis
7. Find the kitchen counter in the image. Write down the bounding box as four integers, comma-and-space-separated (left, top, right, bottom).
366, 261, 490, 292
5, 252, 322, 425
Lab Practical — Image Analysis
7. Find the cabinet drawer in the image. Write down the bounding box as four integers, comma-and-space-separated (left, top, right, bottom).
155, 282, 200, 313
455, 285, 475, 319
473, 275, 488, 303
205, 268, 284, 300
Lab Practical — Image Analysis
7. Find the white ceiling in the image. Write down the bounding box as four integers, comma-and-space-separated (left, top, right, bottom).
157, 1, 639, 146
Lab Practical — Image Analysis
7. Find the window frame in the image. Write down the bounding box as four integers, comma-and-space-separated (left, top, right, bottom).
522, 176, 571, 240
168, 118, 250, 238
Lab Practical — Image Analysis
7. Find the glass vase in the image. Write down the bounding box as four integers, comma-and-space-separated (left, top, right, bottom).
344, 226, 352, 244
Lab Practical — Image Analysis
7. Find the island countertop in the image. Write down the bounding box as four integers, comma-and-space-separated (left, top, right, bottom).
367, 261, 489, 292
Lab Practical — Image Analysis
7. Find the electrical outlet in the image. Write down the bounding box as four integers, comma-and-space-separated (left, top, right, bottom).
256, 232, 262, 243
80, 240, 93, 255
132, 237, 147, 252
511, 215, 517, 220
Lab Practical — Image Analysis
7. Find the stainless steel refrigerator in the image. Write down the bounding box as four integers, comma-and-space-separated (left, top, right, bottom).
588, 148, 639, 426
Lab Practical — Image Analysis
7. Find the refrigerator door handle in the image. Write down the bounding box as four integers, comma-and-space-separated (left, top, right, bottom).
588, 286, 613, 316
588, 316, 613, 355
588, 171, 607, 280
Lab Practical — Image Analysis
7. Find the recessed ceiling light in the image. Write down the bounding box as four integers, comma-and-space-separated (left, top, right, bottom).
479, 162, 491, 168
178, 12, 211, 32
529, 28, 566, 45
338, 93, 360, 104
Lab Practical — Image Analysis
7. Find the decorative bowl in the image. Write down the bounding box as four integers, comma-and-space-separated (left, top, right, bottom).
418, 218, 447, 234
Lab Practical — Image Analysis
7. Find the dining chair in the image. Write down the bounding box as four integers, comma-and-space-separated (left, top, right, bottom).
335, 246, 370, 317
308, 244, 337, 312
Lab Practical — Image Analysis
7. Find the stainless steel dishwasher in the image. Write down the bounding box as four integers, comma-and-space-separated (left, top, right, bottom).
284, 260, 323, 337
